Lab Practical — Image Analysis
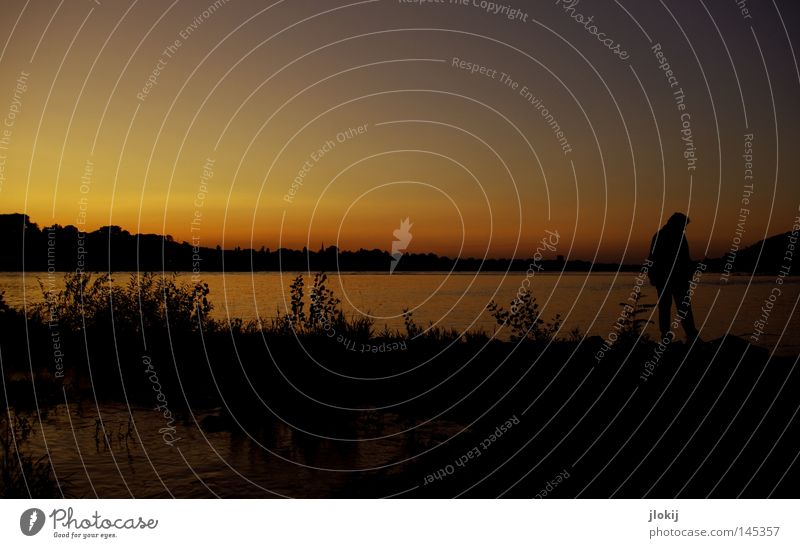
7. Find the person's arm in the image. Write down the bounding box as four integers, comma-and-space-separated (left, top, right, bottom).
679, 235, 692, 277
648, 233, 663, 286
648, 234, 656, 262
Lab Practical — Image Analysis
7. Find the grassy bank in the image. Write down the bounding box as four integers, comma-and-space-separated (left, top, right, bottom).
1, 273, 798, 497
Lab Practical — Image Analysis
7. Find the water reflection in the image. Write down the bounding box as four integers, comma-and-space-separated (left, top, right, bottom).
23, 402, 461, 498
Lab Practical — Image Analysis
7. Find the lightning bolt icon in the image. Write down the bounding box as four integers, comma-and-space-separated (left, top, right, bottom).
28, 510, 38, 532
390, 217, 413, 274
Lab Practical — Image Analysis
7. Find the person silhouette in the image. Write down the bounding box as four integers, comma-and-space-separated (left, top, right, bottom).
648, 212, 699, 341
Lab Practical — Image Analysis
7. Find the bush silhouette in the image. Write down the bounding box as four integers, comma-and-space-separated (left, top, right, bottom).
30, 272, 212, 334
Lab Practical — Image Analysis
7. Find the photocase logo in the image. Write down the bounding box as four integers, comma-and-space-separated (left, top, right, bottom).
390, 217, 413, 274
20, 508, 45, 536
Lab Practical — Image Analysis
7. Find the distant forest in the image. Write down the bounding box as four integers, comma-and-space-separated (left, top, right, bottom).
0, 213, 795, 274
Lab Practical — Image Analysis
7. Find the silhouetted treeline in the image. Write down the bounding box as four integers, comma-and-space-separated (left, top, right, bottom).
0, 213, 794, 274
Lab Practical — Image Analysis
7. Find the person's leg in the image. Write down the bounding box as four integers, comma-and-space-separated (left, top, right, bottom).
672, 283, 698, 339
656, 284, 671, 338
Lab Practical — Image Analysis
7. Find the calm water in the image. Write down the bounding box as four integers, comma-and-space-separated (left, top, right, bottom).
2, 271, 798, 354
22, 402, 458, 498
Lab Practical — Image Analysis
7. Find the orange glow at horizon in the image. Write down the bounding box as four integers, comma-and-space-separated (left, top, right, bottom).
1, 0, 798, 264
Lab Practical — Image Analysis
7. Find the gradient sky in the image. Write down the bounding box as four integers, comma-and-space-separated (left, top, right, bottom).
0, 0, 799, 262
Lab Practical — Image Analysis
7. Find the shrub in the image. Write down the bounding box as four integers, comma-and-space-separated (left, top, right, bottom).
306, 273, 343, 332
487, 289, 561, 342
31, 272, 212, 333
275, 273, 371, 337
617, 290, 654, 342
402, 309, 420, 338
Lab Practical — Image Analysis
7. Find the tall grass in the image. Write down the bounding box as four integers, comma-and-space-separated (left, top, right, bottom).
0, 410, 60, 497
274, 273, 347, 335
30, 272, 211, 333
487, 289, 562, 342
20, 271, 570, 345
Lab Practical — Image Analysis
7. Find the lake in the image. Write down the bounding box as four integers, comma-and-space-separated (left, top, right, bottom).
22, 401, 458, 498
1, 271, 797, 355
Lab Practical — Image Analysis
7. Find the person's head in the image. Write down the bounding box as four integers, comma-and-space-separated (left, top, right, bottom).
666, 212, 690, 231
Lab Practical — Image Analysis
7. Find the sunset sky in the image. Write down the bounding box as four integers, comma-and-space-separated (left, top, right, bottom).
0, 0, 799, 263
